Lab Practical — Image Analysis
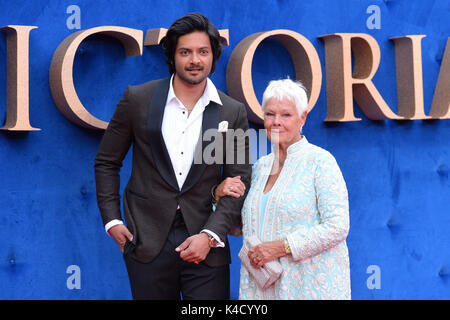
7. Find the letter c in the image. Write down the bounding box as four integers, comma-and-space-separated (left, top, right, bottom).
49, 26, 143, 130
239, 305, 247, 315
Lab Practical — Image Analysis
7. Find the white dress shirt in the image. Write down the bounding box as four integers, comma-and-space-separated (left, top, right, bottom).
105, 76, 225, 247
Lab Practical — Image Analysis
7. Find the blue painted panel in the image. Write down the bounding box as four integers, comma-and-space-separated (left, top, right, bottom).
0, 0, 449, 299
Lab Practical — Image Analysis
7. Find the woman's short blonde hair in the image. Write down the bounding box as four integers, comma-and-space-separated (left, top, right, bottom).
261, 78, 308, 116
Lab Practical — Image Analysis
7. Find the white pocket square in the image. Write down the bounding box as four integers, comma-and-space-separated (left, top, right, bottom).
218, 121, 228, 132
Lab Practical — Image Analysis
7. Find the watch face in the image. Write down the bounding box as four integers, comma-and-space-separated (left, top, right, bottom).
284, 240, 291, 254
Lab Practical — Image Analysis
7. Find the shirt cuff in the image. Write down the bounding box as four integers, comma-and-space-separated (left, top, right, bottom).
105, 219, 123, 236
201, 229, 225, 248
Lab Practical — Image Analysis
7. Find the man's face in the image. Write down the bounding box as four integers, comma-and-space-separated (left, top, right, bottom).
173, 31, 213, 86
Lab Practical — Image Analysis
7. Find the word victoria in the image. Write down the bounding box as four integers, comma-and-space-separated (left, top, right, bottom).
0, 25, 449, 131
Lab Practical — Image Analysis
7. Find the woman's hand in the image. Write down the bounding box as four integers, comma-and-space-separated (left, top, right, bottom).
248, 240, 286, 269
215, 176, 245, 202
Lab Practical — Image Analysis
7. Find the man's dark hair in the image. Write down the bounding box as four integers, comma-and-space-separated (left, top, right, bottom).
162, 13, 222, 75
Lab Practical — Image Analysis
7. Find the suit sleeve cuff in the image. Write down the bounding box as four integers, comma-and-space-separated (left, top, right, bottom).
200, 229, 225, 248
105, 219, 123, 236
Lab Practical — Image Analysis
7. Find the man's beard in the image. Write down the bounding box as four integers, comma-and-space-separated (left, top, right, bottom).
177, 65, 209, 85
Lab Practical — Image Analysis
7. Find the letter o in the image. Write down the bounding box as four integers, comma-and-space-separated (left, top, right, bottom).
226, 29, 322, 125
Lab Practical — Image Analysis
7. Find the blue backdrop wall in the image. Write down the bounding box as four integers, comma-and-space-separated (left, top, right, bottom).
0, 0, 449, 299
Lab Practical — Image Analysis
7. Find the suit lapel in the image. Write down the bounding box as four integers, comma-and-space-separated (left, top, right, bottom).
147, 78, 179, 191
180, 101, 220, 195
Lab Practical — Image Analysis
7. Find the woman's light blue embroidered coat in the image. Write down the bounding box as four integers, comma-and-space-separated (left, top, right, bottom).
239, 137, 351, 300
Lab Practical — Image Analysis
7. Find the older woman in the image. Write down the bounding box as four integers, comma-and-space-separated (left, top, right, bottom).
215, 78, 351, 300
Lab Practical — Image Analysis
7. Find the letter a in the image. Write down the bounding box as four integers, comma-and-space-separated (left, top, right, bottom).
366, 265, 381, 290
366, 5, 381, 30
429, 38, 450, 119
66, 5, 81, 30
66, 265, 81, 290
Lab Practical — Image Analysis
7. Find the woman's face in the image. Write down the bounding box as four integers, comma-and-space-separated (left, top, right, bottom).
264, 98, 307, 147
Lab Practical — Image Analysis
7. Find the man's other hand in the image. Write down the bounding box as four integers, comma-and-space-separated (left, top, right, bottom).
175, 233, 211, 263
108, 224, 134, 253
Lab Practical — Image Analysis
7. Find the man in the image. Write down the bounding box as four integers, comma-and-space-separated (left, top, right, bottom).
94, 13, 251, 300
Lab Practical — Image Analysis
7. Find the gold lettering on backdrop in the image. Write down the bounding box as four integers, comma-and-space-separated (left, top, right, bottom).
1, 25, 448, 130
0, 25, 40, 131
144, 28, 230, 46
144, 28, 168, 45
319, 33, 402, 121
219, 29, 230, 46
390, 35, 431, 119
429, 38, 450, 119
49, 27, 143, 130
226, 30, 322, 125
